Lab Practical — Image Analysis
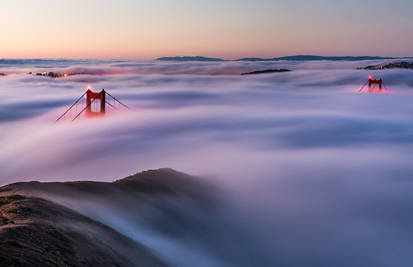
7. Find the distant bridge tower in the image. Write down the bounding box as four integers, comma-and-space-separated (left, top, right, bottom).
368, 75, 382, 90
86, 89, 106, 116
359, 75, 387, 93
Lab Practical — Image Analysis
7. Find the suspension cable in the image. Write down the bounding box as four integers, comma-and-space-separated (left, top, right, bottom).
72, 98, 95, 121
358, 81, 368, 92
106, 101, 118, 110
105, 91, 129, 109
55, 91, 87, 122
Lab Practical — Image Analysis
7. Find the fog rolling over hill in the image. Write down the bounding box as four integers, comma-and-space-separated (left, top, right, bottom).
4, 167, 413, 267
2, 59, 413, 267
0, 169, 244, 267
0, 195, 164, 267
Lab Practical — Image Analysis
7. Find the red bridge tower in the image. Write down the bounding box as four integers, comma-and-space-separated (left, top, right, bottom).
368, 75, 382, 90
55, 87, 129, 122
86, 89, 106, 116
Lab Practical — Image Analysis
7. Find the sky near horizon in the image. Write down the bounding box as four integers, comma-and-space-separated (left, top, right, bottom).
0, 0, 412, 60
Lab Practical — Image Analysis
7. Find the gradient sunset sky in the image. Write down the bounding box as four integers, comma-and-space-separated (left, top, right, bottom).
1, 0, 412, 59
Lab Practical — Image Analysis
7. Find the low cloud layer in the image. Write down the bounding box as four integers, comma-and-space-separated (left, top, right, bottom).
1, 60, 413, 266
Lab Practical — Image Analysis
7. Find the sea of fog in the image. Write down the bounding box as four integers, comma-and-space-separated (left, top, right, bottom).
1, 59, 413, 266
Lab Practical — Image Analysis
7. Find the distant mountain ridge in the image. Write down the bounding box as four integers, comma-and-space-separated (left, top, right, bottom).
156, 56, 224, 62
157, 55, 398, 62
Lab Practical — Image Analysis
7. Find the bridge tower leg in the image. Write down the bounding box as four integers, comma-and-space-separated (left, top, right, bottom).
100, 89, 106, 114
86, 89, 92, 115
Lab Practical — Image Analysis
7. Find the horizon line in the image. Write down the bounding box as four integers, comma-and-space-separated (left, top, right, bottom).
0, 54, 412, 62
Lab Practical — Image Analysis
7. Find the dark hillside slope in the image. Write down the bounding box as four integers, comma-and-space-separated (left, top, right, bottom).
0, 168, 228, 267
0, 193, 165, 267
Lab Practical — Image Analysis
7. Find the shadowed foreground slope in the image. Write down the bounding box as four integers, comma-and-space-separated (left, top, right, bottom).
0, 193, 165, 267
0, 168, 214, 267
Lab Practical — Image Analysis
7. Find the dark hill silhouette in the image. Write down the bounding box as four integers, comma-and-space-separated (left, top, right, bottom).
360, 61, 413, 70
241, 69, 291, 75
0, 194, 165, 267
0, 168, 217, 267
